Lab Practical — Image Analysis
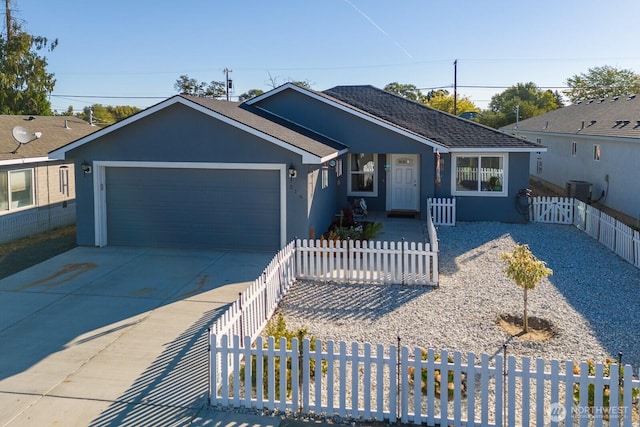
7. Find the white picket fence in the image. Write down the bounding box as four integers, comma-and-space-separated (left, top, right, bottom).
531, 196, 574, 224
532, 197, 640, 269
295, 239, 438, 286
210, 335, 640, 426
456, 167, 503, 186
209, 241, 297, 341
427, 197, 456, 226
209, 237, 439, 390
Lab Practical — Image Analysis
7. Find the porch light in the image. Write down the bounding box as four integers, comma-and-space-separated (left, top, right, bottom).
288, 164, 297, 180
81, 161, 92, 174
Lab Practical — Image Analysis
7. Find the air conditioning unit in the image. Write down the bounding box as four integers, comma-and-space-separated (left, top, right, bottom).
566, 180, 592, 202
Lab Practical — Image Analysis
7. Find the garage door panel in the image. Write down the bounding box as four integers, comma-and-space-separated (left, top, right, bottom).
105, 167, 280, 250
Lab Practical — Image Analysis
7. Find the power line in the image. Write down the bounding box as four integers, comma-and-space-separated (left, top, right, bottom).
418, 85, 572, 91
51, 94, 169, 99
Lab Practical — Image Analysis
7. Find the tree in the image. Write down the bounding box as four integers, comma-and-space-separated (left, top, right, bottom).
478, 82, 561, 129
238, 89, 264, 102
565, 65, 640, 103
383, 82, 425, 103
384, 83, 480, 115
426, 92, 479, 116
552, 90, 565, 108
109, 105, 141, 121
425, 89, 449, 101
0, 14, 57, 115
53, 105, 74, 116
78, 104, 141, 126
174, 74, 226, 98
265, 72, 314, 90
501, 244, 553, 332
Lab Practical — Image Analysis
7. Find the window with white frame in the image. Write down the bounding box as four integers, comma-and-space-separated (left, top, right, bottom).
452, 153, 508, 196
593, 144, 601, 161
571, 141, 577, 156
0, 168, 35, 211
348, 153, 377, 196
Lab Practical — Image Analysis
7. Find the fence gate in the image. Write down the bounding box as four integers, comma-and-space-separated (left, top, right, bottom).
532, 197, 574, 224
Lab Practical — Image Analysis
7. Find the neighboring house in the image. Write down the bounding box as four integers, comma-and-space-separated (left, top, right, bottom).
501, 94, 640, 222
50, 84, 542, 251
0, 116, 97, 244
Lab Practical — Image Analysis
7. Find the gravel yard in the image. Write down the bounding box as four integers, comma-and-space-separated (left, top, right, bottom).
275, 221, 640, 369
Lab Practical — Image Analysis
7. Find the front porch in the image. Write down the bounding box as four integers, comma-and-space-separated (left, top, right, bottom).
365, 210, 428, 243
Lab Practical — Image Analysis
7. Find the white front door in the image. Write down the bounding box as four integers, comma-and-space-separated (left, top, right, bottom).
390, 154, 419, 211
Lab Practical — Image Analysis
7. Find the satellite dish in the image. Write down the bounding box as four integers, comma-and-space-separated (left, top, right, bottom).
12, 126, 34, 144
11, 126, 41, 154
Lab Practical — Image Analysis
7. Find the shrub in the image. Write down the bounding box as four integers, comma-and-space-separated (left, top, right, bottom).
573, 358, 639, 419
408, 349, 467, 400
361, 221, 384, 240
241, 313, 324, 400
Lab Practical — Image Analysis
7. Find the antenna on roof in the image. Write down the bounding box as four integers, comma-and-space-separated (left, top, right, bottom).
11, 126, 41, 154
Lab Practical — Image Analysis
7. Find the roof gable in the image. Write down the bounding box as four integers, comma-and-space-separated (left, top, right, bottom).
50, 96, 343, 163
322, 85, 541, 151
249, 83, 447, 152
506, 94, 640, 140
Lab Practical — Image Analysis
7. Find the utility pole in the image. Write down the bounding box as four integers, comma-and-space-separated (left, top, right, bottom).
5, 0, 12, 40
223, 68, 232, 101
453, 59, 458, 116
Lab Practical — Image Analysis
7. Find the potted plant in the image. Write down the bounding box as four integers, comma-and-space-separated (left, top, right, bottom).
489, 176, 502, 191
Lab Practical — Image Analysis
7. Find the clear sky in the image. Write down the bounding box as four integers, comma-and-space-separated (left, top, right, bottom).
13, 0, 640, 114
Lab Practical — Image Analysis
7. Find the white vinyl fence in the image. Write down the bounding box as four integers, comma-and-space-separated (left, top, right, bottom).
208, 237, 439, 393
531, 196, 574, 224
209, 241, 297, 341
456, 167, 503, 186
210, 335, 640, 426
295, 239, 438, 286
532, 197, 640, 269
427, 197, 456, 226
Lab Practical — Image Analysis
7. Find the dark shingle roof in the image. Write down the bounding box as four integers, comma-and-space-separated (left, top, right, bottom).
0, 116, 96, 162
183, 95, 345, 158
321, 85, 539, 150
507, 94, 640, 139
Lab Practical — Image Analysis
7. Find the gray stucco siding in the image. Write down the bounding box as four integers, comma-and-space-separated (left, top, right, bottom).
454, 152, 531, 223
256, 89, 432, 154
71, 104, 302, 164
258, 89, 437, 215
68, 103, 309, 247
528, 133, 637, 220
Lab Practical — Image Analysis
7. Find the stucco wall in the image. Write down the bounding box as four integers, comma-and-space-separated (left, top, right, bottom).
527, 133, 638, 221
66, 103, 336, 246
455, 152, 532, 223
256, 89, 437, 216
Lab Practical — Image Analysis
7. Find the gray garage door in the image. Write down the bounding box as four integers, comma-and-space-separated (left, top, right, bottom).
105, 167, 280, 250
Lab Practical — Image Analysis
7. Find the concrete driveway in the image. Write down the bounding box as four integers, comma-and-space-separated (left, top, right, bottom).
0, 245, 275, 426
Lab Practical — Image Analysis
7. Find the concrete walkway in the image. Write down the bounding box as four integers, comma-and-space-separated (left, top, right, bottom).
0, 215, 425, 426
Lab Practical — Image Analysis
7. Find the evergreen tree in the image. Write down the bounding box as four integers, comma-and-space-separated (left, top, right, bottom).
0, 16, 57, 115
